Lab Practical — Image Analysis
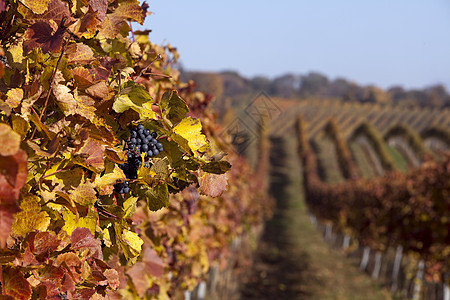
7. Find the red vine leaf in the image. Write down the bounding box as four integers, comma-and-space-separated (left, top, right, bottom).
76, 138, 105, 171
98, 0, 144, 39
72, 67, 95, 88
86, 81, 112, 99
32, 231, 61, 258
142, 247, 164, 277
2, 267, 32, 300
89, 0, 108, 22
70, 227, 103, 259
23, 21, 66, 54
0, 204, 17, 248
198, 172, 228, 198
126, 262, 148, 298
0, 149, 28, 203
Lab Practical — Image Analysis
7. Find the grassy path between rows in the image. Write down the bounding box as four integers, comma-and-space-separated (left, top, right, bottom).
241, 136, 391, 300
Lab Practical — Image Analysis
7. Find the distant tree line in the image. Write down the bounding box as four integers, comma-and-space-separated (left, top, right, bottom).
181, 70, 450, 108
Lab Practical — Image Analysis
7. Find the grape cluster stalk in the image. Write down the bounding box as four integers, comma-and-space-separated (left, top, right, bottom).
115, 124, 164, 194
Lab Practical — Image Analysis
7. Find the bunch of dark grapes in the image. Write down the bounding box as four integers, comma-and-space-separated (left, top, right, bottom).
115, 124, 164, 194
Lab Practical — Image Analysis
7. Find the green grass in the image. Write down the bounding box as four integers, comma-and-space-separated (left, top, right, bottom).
349, 142, 377, 178
386, 146, 408, 172
241, 136, 391, 300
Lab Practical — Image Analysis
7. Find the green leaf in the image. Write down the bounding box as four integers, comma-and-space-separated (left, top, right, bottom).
160, 90, 188, 126
172, 117, 209, 154
201, 161, 232, 174
135, 183, 169, 211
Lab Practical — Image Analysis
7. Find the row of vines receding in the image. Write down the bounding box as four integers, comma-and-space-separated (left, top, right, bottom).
297, 116, 450, 285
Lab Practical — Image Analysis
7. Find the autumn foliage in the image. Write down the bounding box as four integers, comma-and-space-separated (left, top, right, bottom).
297, 116, 450, 282
0, 0, 270, 298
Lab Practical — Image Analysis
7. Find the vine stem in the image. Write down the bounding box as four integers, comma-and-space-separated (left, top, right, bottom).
30, 39, 69, 140
135, 54, 161, 82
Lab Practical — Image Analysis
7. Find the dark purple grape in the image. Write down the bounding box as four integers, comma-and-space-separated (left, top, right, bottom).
147, 150, 153, 157
136, 138, 141, 144
153, 149, 159, 155
138, 124, 144, 130
150, 139, 157, 145
151, 132, 157, 138
123, 187, 130, 194
130, 138, 137, 144
156, 143, 163, 150
144, 129, 150, 136
131, 131, 137, 138
141, 144, 149, 151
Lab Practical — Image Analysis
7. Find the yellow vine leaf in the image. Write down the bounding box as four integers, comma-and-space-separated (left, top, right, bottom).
93, 164, 126, 195
6, 88, 24, 108
12, 195, 50, 237
19, 0, 51, 14
172, 117, 209, 154
115, 0, 144, 24
65, 43, 95, 64
62, 208, 97, 236
120, 228, 143, 260
113, 85, 157, 121
53, 83, 97, 122
0, 123, 21, 156
11, 114, 30, 137
69, 181, 97, 206
6, 43, 23, 69
123, 196, 138, 219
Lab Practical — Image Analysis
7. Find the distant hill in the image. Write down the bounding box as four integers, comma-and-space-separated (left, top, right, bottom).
181, 70, 450, 111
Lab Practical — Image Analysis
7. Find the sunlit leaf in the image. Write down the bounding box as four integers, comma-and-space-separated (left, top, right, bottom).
98, 0, 144, 38
62, 207, 97, 236
6, 43, 23, 69
69, 181, 97, 206
75, 138, 105, 171
53, 83, 98, 122
85, 81, 112, 99
113, 84, 157, 121
172, 117, 209, 154
72, 67, 95, 88
12, 195, 50, 237
19, 0, 51, 14
120, 228, 143, 260
94, 164, 126, 195
11, 114, 30, 137
66, 43, 95, 64
6, 88, 23, 108
0, 123, 21, 156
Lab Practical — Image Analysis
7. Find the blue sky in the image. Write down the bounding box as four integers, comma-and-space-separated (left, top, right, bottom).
136, 1, 450, 90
